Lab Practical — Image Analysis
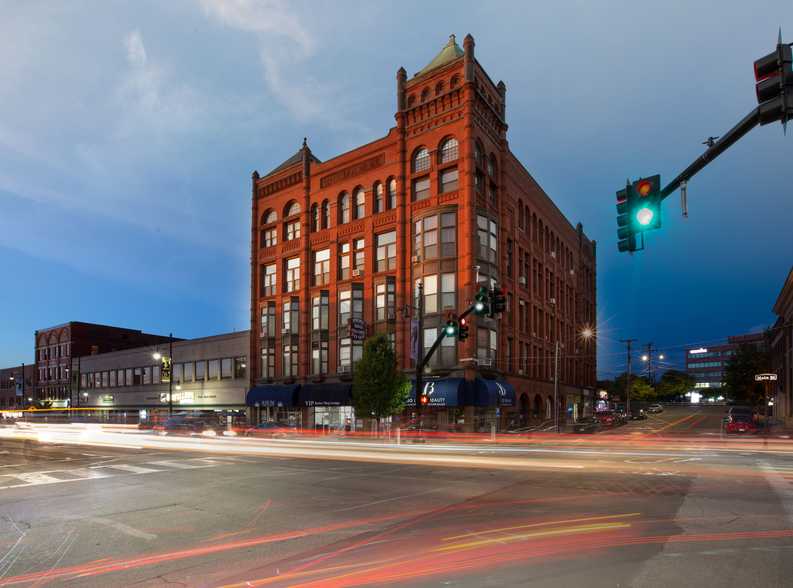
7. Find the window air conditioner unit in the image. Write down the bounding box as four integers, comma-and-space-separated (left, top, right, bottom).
519, 277, 527, 285
518, 369, 524, 375
551, 251, 556, 259
533, 332, 536, 337
550, 298, 556, 305
387, 313, 396, 320
412, 255, 421, 263
478, 358, 492, 367
338, 365, 350, 373
576, 349, 579, 354
281, 328, 291, 335
570, 269, 575, 276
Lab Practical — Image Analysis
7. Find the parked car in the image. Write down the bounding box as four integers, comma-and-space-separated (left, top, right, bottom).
243, 422, 297, 439
725, 415, 756, 434
725, 406, 754, 420
573, 417, 603, 434
596, 410, 619, 427
629, 408, 647, 420
614, 409, 628, 425
648, 404, 664, 413
153, 419, 235, 438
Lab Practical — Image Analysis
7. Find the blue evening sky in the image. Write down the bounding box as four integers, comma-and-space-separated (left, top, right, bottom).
1, 1, 790, 380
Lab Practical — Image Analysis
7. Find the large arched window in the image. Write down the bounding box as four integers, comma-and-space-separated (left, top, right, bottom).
439, 138, 458, 163
353, 187, 365, 219
339, 193, 350, 224
413, 148, 430, 173
435, 81, 445, 96
285, 201, 300, 217
450, 74, 460, 90
263, 210, 277, 225
421, 87, 430, 102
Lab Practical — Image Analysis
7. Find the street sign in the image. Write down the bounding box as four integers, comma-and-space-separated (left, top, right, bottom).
755, 373, 777, 380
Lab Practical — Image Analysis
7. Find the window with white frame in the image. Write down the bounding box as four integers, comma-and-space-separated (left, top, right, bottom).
376, 231, 396, 272
388, 178, 396, 209
313, 248, 330, 286
375, 182, 384, 213
476, 215, 498, 263
285, 257, 299, 292
440, 168, 458, 193
413, 147, 430, 172
440, 138, 458, 163
284, 219, 300, 241
353, 187, 365, 219
312, 292, 329, 331
283, 298, 299, 334
262, 263, 276, 297
375, 279, 396, 321
339, 242, 350, 280
339, 193, 350, 224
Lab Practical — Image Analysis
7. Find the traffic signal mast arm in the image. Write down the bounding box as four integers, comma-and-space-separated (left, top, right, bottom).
417, 300, 479, 371
658, 107, 761, 201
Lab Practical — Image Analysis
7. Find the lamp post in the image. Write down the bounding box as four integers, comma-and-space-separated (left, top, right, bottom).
153, 333, 173, 417
554, 329, 593, 434
403, 282, 424, 440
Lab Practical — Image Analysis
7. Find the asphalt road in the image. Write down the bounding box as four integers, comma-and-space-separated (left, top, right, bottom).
1, 406, 792, 588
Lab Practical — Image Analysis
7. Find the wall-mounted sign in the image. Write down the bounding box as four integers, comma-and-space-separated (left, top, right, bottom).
101, 395, 114, 403
690, 348, 708, 354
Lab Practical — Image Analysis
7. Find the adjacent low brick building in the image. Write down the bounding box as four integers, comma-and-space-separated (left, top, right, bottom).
248, 35, 597, 432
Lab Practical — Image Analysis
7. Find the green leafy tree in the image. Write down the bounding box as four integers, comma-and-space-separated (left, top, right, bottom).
655, 369, 696, 401
723, 341, 771, 406
611, 372, 652, 401
629, 379, 656, 403
350, 333, 410, 427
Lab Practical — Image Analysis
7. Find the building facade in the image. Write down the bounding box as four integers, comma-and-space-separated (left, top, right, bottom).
248, 35, 597, 432
33, 322, 174, 408
75, 331, 249, 421
0, 363, 34, 411
771, 266, 793, 427
685, 332, 765, 390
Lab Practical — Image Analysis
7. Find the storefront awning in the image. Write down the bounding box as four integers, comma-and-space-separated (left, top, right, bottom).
299, 383, 352, 407
247, 385, 300, 408
408, 378, 469, 406
471, 379, 516, 407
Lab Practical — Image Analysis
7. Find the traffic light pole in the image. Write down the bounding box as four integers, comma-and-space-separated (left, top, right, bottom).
659, 107, 762, 202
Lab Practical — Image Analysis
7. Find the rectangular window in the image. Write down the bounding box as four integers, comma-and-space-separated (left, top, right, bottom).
441, 273, 455, 311
376, 231, 396, 272
339, 242, 350, 280
422, 275, 438, 314
260, 347, 275, 378
312, 292, 329, 330
183, 362, 194, 382
285, 220, 300, 241
353, 238, 365, 272
440, 168, 458, 193
441, 213, 456, 257
261, 227, 277, 248
413, 177, 430, 201
221, 358, 232, 379
142, 368, 150, 386
133, 368, 141, 386
110, 371, 116, 387
262, 263, 276, 297
195, 361, 205, 381
282, 343, 298, 376
207, 360, 219, 380
283, 298, 299, 334
422, 216, 438, 259
234, 357, 246, 379
313, 248, 330, 286
173, 363, 182, 383
285, 257, 300, 292
260, 302, 276, 338
311, 334, 329, 375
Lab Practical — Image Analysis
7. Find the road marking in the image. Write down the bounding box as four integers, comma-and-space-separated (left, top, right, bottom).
758, 461, 793, 523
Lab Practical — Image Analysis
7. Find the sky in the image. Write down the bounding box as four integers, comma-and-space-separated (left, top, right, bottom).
1, 0, 791, 381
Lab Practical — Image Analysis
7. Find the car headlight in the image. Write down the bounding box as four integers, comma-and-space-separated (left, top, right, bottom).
223, 430, 237, 437
201, 430, 217, 437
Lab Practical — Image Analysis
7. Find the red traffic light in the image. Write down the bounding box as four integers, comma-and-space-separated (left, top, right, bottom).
459, 317, 466, 326
636, 180, 652, 197
446, 312, 457, 321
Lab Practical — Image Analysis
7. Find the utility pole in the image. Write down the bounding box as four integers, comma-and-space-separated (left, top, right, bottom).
621, 339, 638, 413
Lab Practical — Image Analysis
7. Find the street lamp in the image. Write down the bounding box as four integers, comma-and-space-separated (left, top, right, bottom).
153, 334, 174, 416
403, 282, 424, 441
554, 329, 593, 433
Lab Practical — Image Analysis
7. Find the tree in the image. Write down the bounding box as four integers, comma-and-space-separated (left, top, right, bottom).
610, 372, 653, 401
350, 333, 410, 427
723, 341, 771, 406
655, 369, 696, 401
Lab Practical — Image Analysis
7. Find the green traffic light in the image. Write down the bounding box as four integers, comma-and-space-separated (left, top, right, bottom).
636, 208, 653, 226
445, 324, 456, 336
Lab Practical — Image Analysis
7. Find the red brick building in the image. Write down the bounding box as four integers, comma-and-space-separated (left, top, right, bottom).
248, 35, 597, 432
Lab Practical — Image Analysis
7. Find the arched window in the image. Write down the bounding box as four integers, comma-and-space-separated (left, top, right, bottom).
263, 210, 277, 225
450, 75, 460, 89
487, 155, 496, 178
322, 200, 330, 229
408, 94, 416, 108
532, 214, 537, 242
388, 178, 397, 209
311, 204, 319, 233
435, 81, 445, 96
537, 220, 543, 246
518, 200, 524, 231
421, 87, 430, 102
339, 193, 350, 224
374, 182, 384, 214
413, 148, 430, 173
353, 187, 365, 219
285, 201, 300, 217
474, 141, 483, 166
439, 138, 458, 163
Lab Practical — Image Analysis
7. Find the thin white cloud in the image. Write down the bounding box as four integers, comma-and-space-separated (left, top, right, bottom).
124, 29, 147, 67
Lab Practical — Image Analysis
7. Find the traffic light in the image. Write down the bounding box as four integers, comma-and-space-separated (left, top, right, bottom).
458, 317, 469, 341
754, 30, 793, 127
632, 175, 662, 233
473, 284, 489, 315
420, 394, 430, 405
616, 181, 636, 253
490, 286, 506, 317
445, 312, 458, 337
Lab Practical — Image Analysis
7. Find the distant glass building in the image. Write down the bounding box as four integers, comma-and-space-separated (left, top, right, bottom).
685, 332, 764, 390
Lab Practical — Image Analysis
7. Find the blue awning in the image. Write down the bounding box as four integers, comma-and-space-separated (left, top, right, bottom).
247, 385, 300, 408
408, 378, 469, 407
299, 383, 353, 407
471, 379, 516, 407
